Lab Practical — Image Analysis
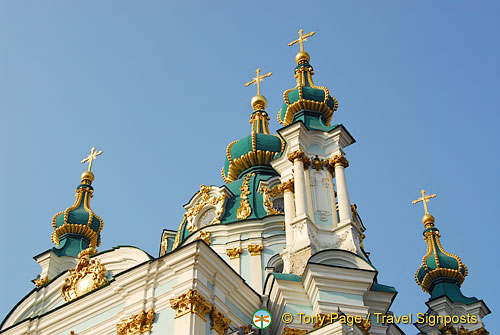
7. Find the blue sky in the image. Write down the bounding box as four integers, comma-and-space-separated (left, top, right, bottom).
1, 1, 499, 333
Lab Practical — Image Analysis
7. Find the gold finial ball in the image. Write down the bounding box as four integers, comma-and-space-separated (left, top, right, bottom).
295, 51, 310, 64
251, 94, 267, 110
422, 214, 435, 225
81, 171, 95, 184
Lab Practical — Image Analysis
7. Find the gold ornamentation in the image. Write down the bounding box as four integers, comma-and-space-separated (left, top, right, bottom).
116, 309, 155, 335
185, 185, 226, 233
61, 247, 107, 302
51, 185, 104, 248
359, 233, 366, 250
351, 204, 358, 217
81, 147, 103, 172
160, 231, 169, 256
226, 247, 243, 259
210, 306, 231, 335
412, 189, 437, 227
198, 231, 211, 245
247, 244, 264, 256
260, 184, 284, 215
172, 185, 226, 250
237, 173, 253, 220
329, 153, 349, 168
279, 179, 294, 193
288, 29, 316, 53
223, 150, 278, 183
34, 276, 50, 288
283, 327, 308, 335
169, 289, 212, 321
311, 155, 324, 171
287, 149, 308, 165
279, 98, 336, 127
355, 317, 371, 334
245, 68, 272, 96
250, 111, 271, 135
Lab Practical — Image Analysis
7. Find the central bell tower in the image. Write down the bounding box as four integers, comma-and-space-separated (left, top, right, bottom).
271, 30, 365, 275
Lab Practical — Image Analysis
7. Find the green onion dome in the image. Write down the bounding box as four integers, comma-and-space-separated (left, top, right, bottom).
51, 171, 104, 257
278, 54, 338, 128
415, 214, 468, 293
222, 102, 284, 183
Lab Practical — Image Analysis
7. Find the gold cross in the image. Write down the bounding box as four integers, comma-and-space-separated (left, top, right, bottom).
412, 189, 437, 215
288, 29, 316, 52
244, 68, 272, 96
81, 147, 103, 172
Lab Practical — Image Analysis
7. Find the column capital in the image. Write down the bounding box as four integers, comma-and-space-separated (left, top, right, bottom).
226, 247, 243, 259
279, 179, 295, 193
287, 149, 309, 167
116, 309, 155, 335
210, 306, 231, 335
329, 153, 349, 168
197, 230, 211, 245
247, 244, 264, 256
169, 289, 212, 321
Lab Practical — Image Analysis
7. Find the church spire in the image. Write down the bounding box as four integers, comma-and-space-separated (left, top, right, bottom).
278, 29, 339, 129
412, 189, 475, 303
221, 69, 283, 183
50, 147, 104, 258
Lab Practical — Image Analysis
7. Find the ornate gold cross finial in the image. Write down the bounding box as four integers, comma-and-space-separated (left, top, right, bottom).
412, 189, 437, 215
288, 29, 316, 52
245, 68, 272, 96
81, 147, 103, 172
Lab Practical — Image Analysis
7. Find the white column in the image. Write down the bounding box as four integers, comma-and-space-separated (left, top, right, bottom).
304, 168, 315, 219
171, 290, 212, 335
331, 154, 352, 222
248, 244, 264, 293
288, 150, 308, 217
282, 182, 296, 246
226, 247, 242, 273
326, 168, 339, 227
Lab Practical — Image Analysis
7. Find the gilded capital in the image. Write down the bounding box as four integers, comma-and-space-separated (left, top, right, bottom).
287, 149, 308, 165
226, 247, 243, 259
329, 153, 349, 168
247, 244, 264, 256
279, 179, 294, 193
283, 327, 308, 335
210, 306, 231, 335
116, 309, 155, 335
169, 289, 212, 321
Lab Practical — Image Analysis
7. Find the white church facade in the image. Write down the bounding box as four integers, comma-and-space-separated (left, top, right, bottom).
0, 30, 490, 335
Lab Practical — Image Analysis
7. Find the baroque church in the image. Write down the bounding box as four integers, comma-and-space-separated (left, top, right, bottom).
0, 30, 491, 335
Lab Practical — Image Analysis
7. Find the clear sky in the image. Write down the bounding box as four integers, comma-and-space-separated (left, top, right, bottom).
1, 1, 499, 333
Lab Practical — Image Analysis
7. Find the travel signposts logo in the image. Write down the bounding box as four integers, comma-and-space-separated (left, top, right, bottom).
252, 309, 272, 329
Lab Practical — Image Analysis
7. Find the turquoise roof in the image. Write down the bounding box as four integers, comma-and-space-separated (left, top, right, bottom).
223, 132, 283, 181
51, 183, 103, 258
278, 62, 338, 130
174, 168, 283, 249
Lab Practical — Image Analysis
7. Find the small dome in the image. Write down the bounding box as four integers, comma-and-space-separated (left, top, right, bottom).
415, 226, 467, 293
222, 131, 283, 183
222, 110, 284, 183
278, 63, 338, 127
51, 183, 104, 252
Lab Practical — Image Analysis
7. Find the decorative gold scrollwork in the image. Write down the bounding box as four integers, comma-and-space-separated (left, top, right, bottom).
237, 173, 253, 220
260, 184, 284, 215
185, 185, 226, 232
61, 248, 107, 302
169, 289, 212, 321
116, 309, 155, 335
34, 276, 50, 288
